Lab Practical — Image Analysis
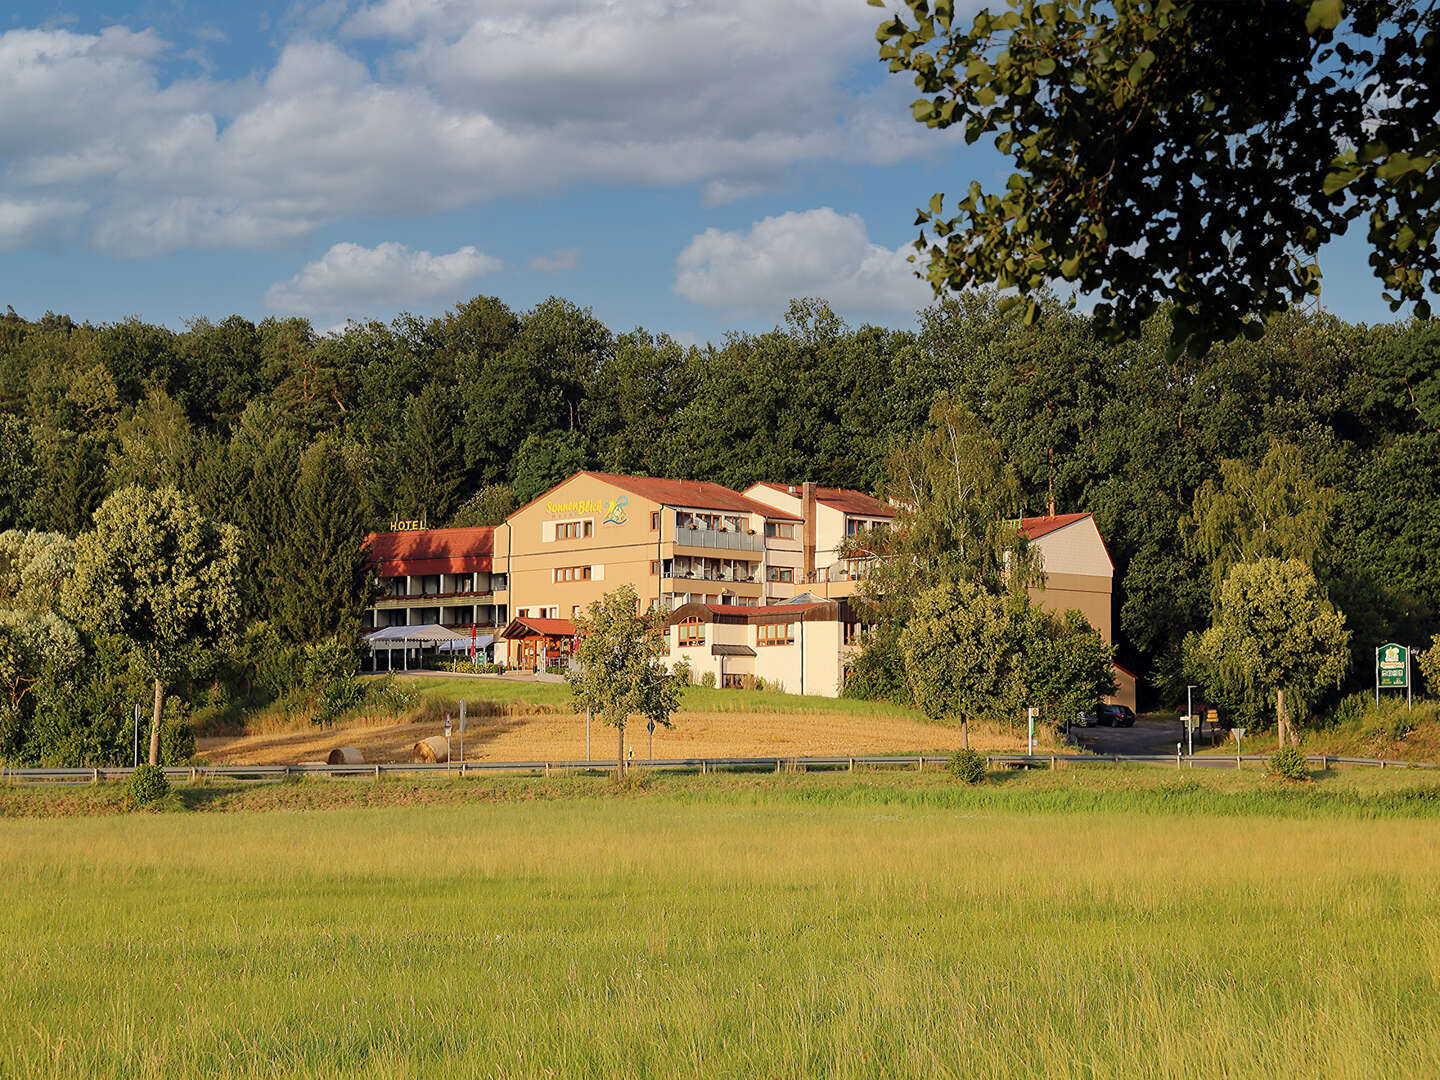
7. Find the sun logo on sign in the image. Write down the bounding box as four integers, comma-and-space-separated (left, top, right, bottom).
602, 495, 629, 527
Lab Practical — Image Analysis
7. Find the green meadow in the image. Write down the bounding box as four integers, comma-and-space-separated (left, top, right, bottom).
3, 769, 1440, 1078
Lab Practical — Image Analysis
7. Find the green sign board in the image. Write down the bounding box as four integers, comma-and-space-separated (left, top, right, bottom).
1378, 643, 1409, 688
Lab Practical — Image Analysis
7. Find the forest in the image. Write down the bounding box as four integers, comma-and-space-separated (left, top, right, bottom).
0, 291, 1436, 763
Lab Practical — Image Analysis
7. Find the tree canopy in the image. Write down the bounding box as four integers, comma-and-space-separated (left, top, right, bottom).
1187, 557, 1350, 746
876, 0, 1440, 353
63, 486, 242, 764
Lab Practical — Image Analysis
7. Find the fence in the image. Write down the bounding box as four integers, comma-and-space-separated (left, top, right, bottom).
2, 752, 1437, 786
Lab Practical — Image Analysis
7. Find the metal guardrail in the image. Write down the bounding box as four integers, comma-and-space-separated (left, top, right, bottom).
2, 752, 1437, 785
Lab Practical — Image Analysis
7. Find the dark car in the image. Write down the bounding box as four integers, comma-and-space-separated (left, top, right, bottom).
1097, 703, 1136, 727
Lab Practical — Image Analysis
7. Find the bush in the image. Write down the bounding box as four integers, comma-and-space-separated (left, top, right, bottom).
752, 676, 768, 692
672, 659, 693, 685
159, 715, 196, 766
700, 671, 716, 689
947, 748, 987, 785
127, 763, 170, 806
1269, 745, 1310, 780
362, 673, 419, 716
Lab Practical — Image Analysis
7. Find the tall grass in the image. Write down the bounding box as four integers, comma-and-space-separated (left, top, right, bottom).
3, 774, 1440, 1077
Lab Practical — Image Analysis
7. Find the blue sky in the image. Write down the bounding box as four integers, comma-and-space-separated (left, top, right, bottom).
0, 0, 1417, 343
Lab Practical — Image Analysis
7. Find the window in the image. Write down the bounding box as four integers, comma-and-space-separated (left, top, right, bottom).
651, 510, 661, 530
757, 622, 794, 647
765, 522, 796, 540
678, 618, 705, 647
844, 621, 870, 646
557, 519, 593, 540
650, 560, 661, 576
554, 565, 592, 583
766, 566, 794, 583
722, 673, 743, 689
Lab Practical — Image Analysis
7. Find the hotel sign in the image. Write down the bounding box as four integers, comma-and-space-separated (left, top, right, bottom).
1378, 643, 1409, 688
546, 495, 629, 526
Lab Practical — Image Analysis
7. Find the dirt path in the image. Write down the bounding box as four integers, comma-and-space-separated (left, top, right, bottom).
198, 709, 1035, 765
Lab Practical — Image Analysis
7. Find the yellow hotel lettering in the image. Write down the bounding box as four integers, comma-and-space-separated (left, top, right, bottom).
546, 496, 628, 526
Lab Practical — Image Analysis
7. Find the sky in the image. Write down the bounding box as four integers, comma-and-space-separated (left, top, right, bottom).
0, 0, 1417, 344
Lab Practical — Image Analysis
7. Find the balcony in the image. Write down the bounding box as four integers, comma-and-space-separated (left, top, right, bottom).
372, 590, 495, 609
671, 525, 764, 552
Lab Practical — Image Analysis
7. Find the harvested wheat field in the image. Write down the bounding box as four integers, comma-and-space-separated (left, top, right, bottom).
196, 706, 1019, 764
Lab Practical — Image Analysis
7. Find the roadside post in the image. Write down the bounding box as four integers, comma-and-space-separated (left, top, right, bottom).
1027, 707, 1038, 756
1184, 713, 1194, 757
1233, 728, 1245, 770
444, 713, 452, 770
458, 700, 466, 766
648, 717, 655, 761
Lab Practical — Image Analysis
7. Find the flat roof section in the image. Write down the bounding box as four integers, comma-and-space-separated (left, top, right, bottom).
366, 526, 495, 577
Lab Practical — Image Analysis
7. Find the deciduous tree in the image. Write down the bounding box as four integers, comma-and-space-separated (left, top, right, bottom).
1188, 558, 1349, 747
567, 584, 676, 775
64, 486, 242, 765
876, 0, 1439, 353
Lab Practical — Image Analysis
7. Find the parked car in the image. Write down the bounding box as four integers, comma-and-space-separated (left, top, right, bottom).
1074, 709, 1097, 728
1097, 703, 1136, 727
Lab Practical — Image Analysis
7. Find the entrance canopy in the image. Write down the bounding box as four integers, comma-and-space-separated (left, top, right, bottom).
364, 624, 469, 648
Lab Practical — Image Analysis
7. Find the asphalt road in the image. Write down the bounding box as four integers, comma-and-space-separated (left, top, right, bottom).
1073, 717, 1227, 757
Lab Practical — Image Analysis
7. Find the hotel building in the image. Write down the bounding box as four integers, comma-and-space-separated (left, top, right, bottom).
362, 471, 1135, 707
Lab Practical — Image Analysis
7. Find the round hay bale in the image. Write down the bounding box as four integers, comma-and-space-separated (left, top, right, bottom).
412, 735, 449, 763
328, 747, 364, 765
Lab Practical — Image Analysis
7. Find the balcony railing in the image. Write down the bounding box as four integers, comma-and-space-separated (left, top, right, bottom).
672, 525, 764, 552
375, 589, 496, 604
667, 570, 760, 585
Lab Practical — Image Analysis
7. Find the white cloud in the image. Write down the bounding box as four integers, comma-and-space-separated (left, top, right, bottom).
265, 241, 502, 317
673, 208, 931, 319
0, 5, 956, 256
527, 247, 582, 274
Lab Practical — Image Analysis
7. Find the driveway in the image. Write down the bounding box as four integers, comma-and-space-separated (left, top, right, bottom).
1072, 716, 1223, 756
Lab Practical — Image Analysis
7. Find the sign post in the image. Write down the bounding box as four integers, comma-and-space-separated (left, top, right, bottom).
444, 713, 452, 768
648, 717, 656, 761
1027, 707, 1038, 756
1377, 643, 1412, 710
458, 700, 466, 766
1233, 728, 1245, 770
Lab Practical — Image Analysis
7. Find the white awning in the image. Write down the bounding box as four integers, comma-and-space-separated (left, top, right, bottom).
363, 624, 470, 648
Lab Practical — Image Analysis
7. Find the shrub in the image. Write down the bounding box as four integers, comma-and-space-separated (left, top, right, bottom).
159, 715, 196, 765
1269, 745, 1310, 780
363, 673, 419, 716
752, 676, 768, 692
672, 659, 693, 685
947, 748, 987, 784
127, 763, 170, 806
700, 671, 716, 689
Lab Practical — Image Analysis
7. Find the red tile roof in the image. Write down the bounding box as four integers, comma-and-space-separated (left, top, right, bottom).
754, 482, 895, 518
501, 617, 577, 639
365, 526, 494, 577
1018, 513, 1091, 541
583, 472, 803, 520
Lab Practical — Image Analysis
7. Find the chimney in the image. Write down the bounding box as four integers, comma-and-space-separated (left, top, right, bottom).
801, 481, 817, 583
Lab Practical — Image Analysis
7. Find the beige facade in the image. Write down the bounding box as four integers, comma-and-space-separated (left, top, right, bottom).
492, 472, 803, 666
430, 470, 1135, 703
666, 600, 854, 698
742, 482, 895, 599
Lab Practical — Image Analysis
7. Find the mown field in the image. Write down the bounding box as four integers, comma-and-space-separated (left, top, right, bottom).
196, 674, 1048, 764
4, 768, 1440, 1078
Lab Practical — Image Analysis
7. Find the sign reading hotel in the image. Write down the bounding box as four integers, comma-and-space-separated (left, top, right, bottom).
546, 495, 628, 527
1378, 643, 1409, 688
